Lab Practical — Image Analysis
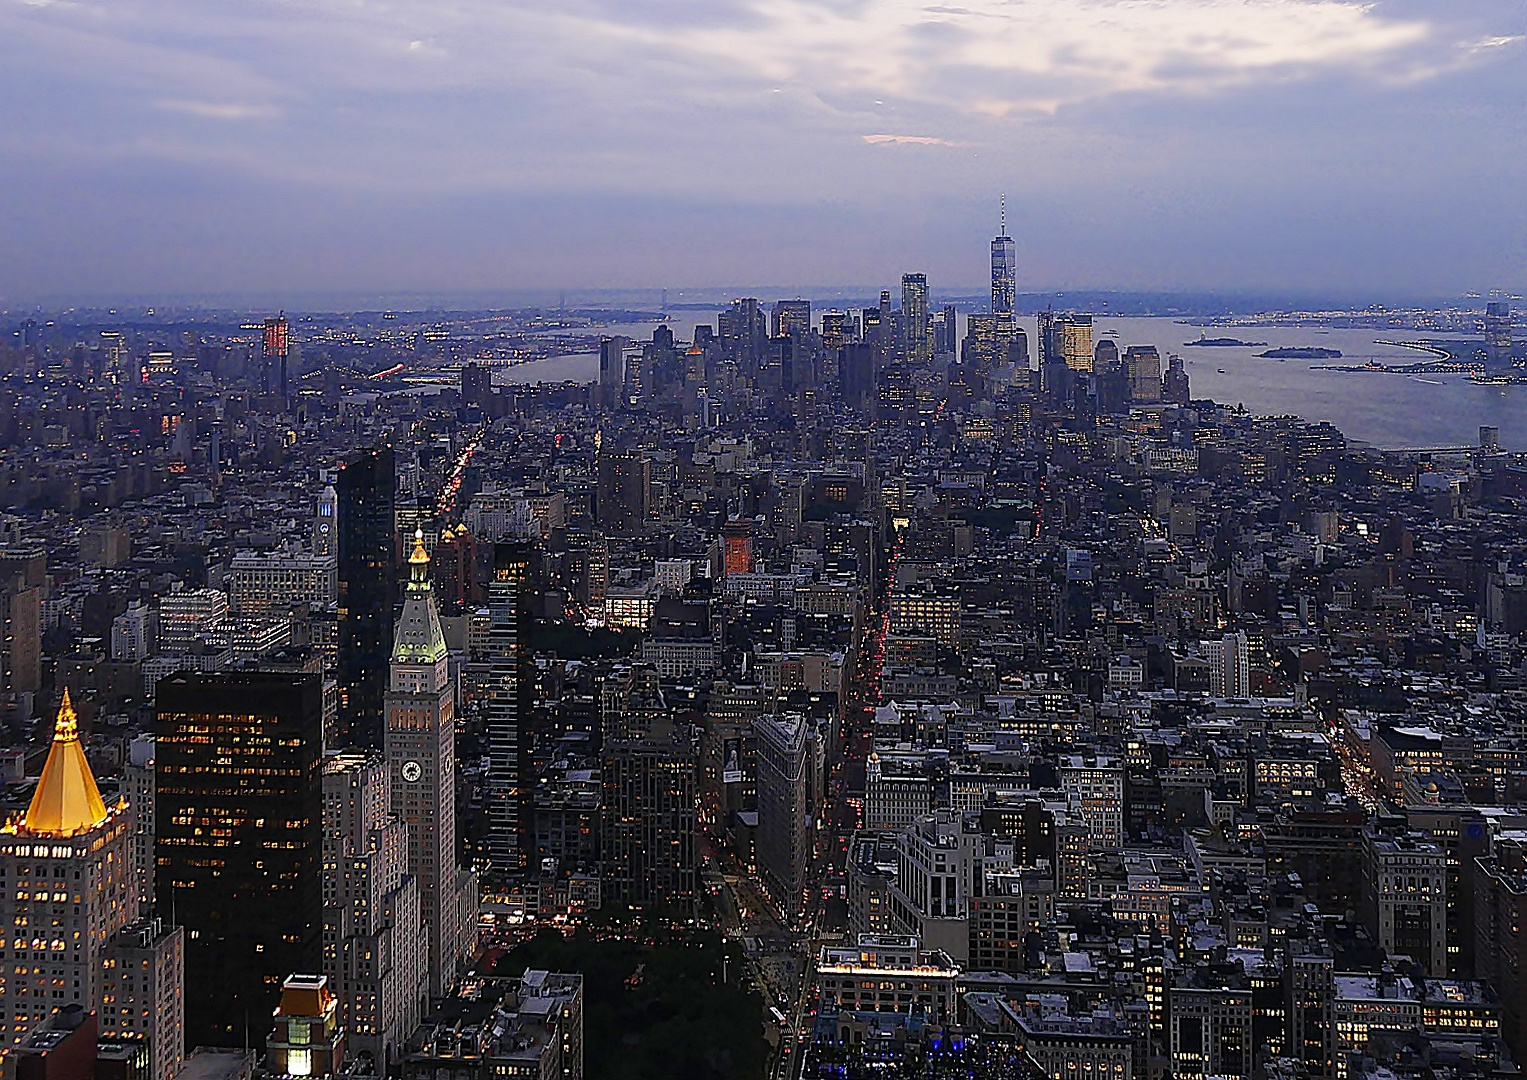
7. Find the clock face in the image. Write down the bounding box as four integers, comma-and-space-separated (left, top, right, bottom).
401, 761, 422, 783
319, 522, 331, 534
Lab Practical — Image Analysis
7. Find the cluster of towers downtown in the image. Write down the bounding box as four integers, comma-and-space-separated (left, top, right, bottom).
0, 451, 528, 1075
595, 203, 1188, 423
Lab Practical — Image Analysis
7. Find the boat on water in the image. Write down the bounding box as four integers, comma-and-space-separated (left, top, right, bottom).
1216, 368, 1227, 374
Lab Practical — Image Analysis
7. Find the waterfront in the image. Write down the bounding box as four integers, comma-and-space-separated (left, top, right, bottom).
497, 312, 1524, 451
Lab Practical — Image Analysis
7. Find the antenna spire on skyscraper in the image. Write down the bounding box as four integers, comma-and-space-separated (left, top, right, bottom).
1000, 193, 1007, 238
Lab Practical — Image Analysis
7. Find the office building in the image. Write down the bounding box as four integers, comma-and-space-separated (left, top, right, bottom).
101, 918, 185, 1080
0, 691, 137, 1049
155, 671, 325, 1045
967, 870, 1054, 974
597, 337, 628, 410
1363, 831, 1447, 976
886, 810, 973, 964
1204, 632, 1251, 699
460, 362, 492, 409
1169, 974, 1253, 1079
228, 548, 338, 617
815, 935, 959, 1022
1486, 300, 1513, 368
991, 201, 1017, 363
1059, 755, 1124, 851
1475, 833, 1527, 1058
722, 518, 755, 577
0, 546, 44, 697
934, 304, 958, 356
122, 734, 155, 908
322, 753, 426, 1069
901, 274, 932, 366
718, 298, 766, 374
771, 299, 811, 338
991, 202, 1016, 320
820, 311, 848, 351
485, 541, 532, 884
1124, 345, 1162, 402
264, 315, 289, 405
109, 601, 156, 662
338, 447, 396, 749
888, 586, 959, 648
601, 717, 697, 917
839, 343, 875, 410
1163, 353, 1191, 404
754, 712, 814, 923
594, 451, 649, 536
157, 588, 228, 651
385, 533, 472, 996
1058, 314, 1094, 373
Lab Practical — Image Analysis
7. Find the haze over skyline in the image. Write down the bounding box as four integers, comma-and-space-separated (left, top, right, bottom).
3, 0, 1525, 305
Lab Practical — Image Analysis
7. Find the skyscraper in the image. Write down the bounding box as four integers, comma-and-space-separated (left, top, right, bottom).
1163, 353, 1191, 404
1124, 345, 1163, 402
385, 533, 473, 996
155, 671, 325, 1045
990, 197, 1017, 363
594, 451, 650, 536
1059, 314, 1095, 373
718, 298, 766, 375
264, 315, 289, 407
771, 299, 812, 338
991, 198, 1016, 321
754, 712, 815, 924
323, 752, 426, 1066
840, 342, 876, 411
485, 541, 533, 885
0, 546, 44, 697
934, 304, 958, 356
820, 311, 849, 351
338, 447, 396, 749
0, 691, 137, 1047
1486, 300, 1514, 369
597, 336, 629, 410
901, 273, 932, 366
601, 717, 697, 917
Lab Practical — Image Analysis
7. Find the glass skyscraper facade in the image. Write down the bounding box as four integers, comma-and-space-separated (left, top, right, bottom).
338, 446, 396, 749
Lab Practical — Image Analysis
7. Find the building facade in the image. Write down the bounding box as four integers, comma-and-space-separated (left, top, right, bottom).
155, 671, 325, 1045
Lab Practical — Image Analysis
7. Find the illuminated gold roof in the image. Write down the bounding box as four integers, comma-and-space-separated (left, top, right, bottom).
393, 529, 448, 667
23, 689, 109, 838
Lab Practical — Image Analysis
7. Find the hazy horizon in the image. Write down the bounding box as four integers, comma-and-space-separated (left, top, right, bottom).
3, 285, 1518, 320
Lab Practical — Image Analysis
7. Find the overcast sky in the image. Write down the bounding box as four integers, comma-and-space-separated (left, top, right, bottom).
1, 0, 1524, 305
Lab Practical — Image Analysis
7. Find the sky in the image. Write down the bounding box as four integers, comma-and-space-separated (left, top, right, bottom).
1, 0, 1525, 305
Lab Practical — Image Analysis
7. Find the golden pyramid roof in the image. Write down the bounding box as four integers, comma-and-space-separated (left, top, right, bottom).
23, 688, 109, 837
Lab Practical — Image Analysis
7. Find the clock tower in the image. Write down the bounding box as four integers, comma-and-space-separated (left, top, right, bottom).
385, 530, 472, 997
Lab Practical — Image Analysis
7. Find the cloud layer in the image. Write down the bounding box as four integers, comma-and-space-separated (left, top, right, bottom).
0, 0, 1523, 301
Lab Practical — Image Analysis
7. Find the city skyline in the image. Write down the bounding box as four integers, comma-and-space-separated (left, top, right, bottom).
3, 1, 1526, 302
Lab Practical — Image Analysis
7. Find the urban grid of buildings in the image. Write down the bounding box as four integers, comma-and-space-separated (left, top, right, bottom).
1, 221, 1526, 1080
